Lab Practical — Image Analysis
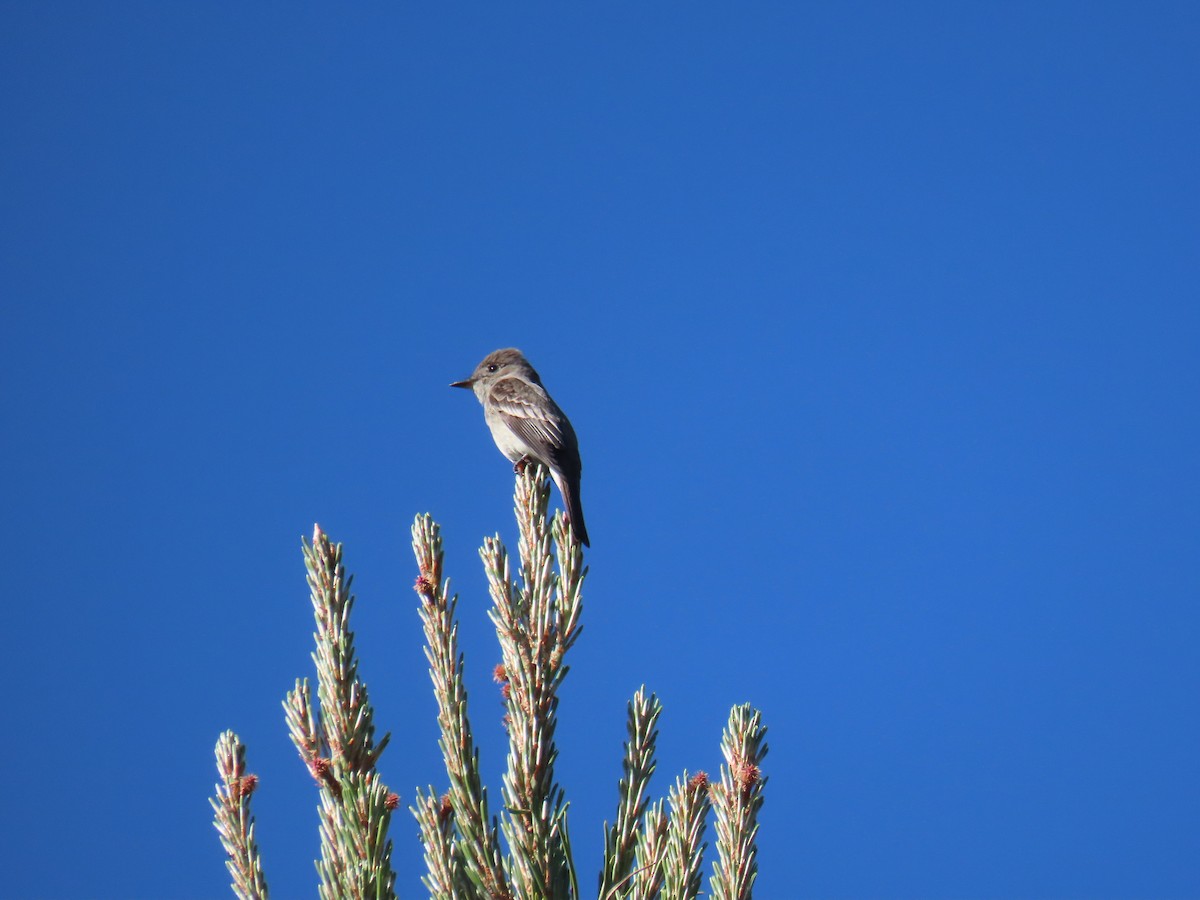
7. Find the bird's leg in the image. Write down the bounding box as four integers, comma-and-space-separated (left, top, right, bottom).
513, 455, 531, 475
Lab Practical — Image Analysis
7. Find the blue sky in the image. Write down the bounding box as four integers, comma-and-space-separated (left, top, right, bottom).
2, 4, 1198, 898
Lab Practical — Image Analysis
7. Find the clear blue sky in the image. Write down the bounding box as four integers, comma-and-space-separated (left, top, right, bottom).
2, 4, 1197, 898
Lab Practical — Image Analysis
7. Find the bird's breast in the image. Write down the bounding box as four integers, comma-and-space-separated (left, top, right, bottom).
483, 407, 532, 464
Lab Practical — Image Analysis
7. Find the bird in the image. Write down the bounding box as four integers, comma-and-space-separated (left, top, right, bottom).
451, 348, 589, 546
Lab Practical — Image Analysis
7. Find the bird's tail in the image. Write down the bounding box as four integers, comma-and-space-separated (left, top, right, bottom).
553, 472, 590, 547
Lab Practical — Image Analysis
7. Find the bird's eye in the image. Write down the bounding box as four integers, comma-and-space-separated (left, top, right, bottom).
487, 364, 498, 373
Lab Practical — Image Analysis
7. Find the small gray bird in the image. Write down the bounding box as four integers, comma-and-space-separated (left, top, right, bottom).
452, 348, 590, 546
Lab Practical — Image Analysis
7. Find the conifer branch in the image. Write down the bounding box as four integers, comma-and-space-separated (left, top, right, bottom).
215, 498, 771, 898
285, 525, 397, 900
599, 687, 662, 898
484, 465, 584, 898
412, 513, 508, 900
662, 772, 711, 900
631, 801, 669, 898
211, 731, 270, 900
709, 705, 768, 900
414, 789, 468, 900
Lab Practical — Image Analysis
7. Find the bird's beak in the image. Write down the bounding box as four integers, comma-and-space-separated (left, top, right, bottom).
450, 379, 473, 389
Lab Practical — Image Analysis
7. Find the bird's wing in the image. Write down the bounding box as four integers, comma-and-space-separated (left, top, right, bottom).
490, 377, 571, 460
